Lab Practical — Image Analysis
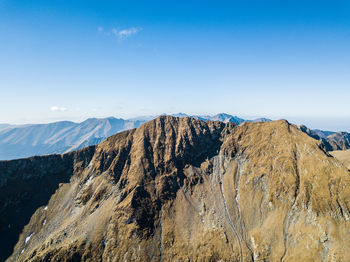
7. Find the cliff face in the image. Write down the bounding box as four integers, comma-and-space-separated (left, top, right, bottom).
327, 132, 350, 151
298, 125, 350, 152
0, 146, 96, 261
4, 116, 350, 261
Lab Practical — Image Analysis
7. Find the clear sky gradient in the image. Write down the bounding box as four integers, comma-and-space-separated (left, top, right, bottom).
1, 1, 350, 131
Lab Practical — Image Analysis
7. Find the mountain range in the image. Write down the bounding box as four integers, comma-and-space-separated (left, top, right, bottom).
1, 113, 350, 161
0, 113, 263, 160
0, 118, 145, 160
2, 116, 350, 261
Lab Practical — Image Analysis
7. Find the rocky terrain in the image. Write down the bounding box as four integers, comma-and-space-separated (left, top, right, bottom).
327, 132, 350, 151
2, 113, 349, 163
2, 116, 350, 261
0, 113, 265, 161
298, 125, 350, 151
0, 146, 96, 261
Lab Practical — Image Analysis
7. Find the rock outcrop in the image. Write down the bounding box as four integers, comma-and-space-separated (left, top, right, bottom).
327, 132, 350, 151
0, 146, 95, 261
3, 116, 350, 261
298, 125, 350, 151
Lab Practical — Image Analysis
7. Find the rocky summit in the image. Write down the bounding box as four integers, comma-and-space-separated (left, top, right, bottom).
2, 116, 350, 261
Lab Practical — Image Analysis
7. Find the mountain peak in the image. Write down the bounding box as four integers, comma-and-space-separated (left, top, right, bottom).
6, 118, 350, 261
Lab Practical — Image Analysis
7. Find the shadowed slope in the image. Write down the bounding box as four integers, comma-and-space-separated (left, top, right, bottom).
0, 146, 96, 261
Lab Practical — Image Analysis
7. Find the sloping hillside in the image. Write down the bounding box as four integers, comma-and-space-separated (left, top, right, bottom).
330, 149, 350, 170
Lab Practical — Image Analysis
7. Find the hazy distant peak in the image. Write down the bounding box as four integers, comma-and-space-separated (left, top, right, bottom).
171, 112, 189, 118
251, 117, 272, 122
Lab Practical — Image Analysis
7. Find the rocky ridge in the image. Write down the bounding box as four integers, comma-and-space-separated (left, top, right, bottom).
0, 146, 95, 261
298, 125, 350, 151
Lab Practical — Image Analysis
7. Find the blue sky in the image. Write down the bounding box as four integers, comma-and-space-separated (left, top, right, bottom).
0, 1, 350, 130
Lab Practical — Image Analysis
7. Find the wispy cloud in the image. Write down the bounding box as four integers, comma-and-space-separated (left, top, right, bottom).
98, 26, 142, 41
50, 106, 67, 112
112, 27, 142, 40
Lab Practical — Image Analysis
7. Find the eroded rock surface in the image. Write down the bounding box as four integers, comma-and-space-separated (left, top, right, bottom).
0, 146, 95, 261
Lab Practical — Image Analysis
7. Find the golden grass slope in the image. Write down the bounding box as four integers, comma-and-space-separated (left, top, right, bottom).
330, 149, 350, 170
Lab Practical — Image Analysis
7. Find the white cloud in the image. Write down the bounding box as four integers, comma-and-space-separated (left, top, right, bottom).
97, 26, 104, 32
111, 27, 142, 40
50, 106, 67, 112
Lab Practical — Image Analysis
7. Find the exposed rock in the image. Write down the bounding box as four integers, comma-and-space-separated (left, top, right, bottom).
0, 146, 95, 261
327, 132, 350, 151
298, 125, 350, 151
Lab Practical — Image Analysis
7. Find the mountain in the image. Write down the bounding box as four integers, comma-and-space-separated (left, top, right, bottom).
208, 113, 245, 124
0, 124, 13, 131
171, 113, 270, 124
312, 129, 336, 139
0, 114, 267, 161
327, 132, 350, 150
298, 125, 323, 140
249, 117, 272, 123
298, 125, 350, 151
170, 112, 190, 118
0, 146, 96, 261
0, 117, 145, 160
1, 113, 347, 162
171, 113, 247, 124
3, 116, 350, 261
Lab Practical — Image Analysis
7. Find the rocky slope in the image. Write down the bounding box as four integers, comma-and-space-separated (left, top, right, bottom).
298, 125, 350, 151
0, 146, 96, 261
327, 132, 350, 151
172, 113, 267, 125
3, 116, 350, 261
0, 114, 268, 161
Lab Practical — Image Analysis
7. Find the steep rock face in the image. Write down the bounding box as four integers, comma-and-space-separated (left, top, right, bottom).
0, 146, 96, 261
297, 125, 334, 151
327, 132, 350, 151
6, 116, 350, 261
298, 125, 350, 151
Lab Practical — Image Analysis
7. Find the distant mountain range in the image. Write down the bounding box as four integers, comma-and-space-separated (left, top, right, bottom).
0, 117, 145, 160
0, 113, 267, 160
0, 113, 349, 160
0, 124, 13, 131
